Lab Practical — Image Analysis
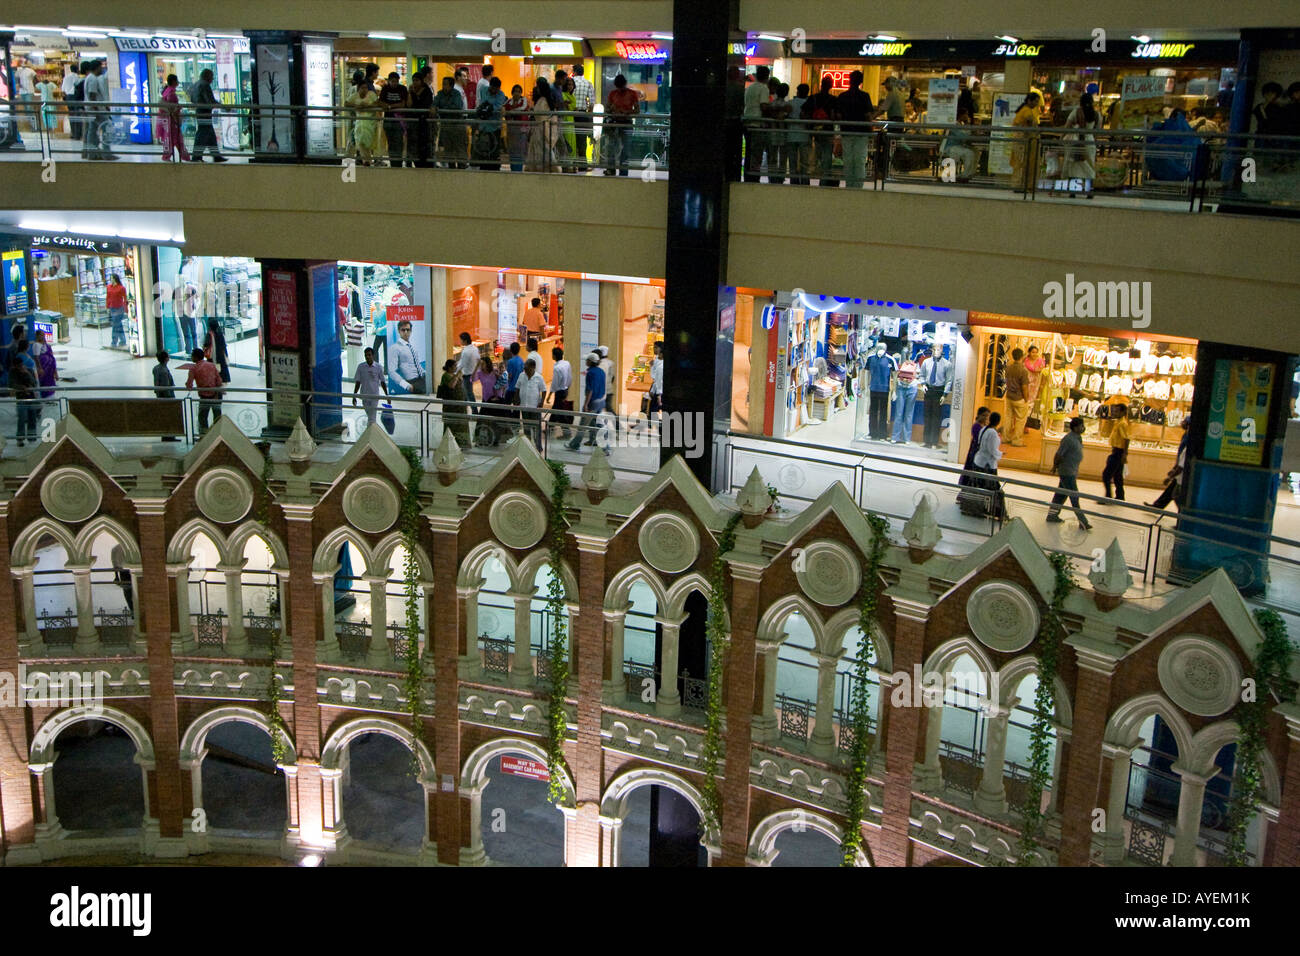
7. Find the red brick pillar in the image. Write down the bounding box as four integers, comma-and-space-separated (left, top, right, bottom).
719, 566, 761, 865
0, 500, 38, 861
877, 601, 929, 867
1058, 646, 1119, 866
1269, 704, 1300, 866
136, 502, 185, 854
569, 532, 607, 866
283, 504, 325, 849
428, 521, 462, 864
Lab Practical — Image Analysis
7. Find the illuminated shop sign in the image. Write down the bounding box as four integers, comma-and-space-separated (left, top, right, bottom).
1037, 177, 1093, 193
1132, 42, 1196, 58
993, 43, 1042, 57
858, 42, 913, 56
728, 42, 758, 57
114, 35, 251, 54
615, 40, 668, 62
821, 69, 855, 91
28, 234, 122, 254
524, 39, 581, 56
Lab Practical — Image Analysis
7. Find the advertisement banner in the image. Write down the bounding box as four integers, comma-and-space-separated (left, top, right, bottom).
309, 262, 341, 429
499, 756, 551, 781
1204, 359, 1274, 466
255, 43, 293, 153
302, 39, 334, 157
268, 349, 302, 428
214, 39, 240, 151
986, 92, 1016, 174
927, 76, 959, 125
1117, 75, 1170, 128
117, 52, 152, 144
3, 249, 30, 314
115, 36, 251, 54
386, 304, 427, 393
265, 270, 299, 348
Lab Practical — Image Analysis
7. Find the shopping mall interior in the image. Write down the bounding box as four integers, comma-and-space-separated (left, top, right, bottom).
0, 3, 1299, 892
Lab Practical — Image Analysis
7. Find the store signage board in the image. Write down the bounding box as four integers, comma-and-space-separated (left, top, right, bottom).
26, 234, 122, 254
523, 40, 581, 57
302, 39, 335, 158
115, 36, 251, 54
3, 250, 30, 315
1204, 359, 1273, 466
266, 270, 299, 349
214, 38, 240, 149
727, 42, 758, 57
615, 40, 668, 62
255, 43, 293, 153
117, 52, 153, 144
928, 76, 959, 125
500, 756, 550, 782
1117, 75, 1170, 129
268, 349, 302, 428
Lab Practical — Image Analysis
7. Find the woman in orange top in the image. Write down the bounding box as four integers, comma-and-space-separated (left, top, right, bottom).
1009, 91, 1041, 189
106, 273, 129, 349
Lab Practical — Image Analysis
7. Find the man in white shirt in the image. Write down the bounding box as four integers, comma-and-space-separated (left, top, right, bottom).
352, 347, 389, 426
570, 64, 594, 170
455, 332, 479, 403
517, 358, 548, 450
15, 64, 36, 131
597, 344, 620, 434
454, 67, 470, 109
475, 64, 493, 109
391, 318, 425, 393
742, 65, 772, 182
83, 60, 117, 160
548, 346, 573, 439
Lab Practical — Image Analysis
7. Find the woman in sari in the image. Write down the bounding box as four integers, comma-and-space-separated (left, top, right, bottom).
30, 329, 59, 400
345, 70, 381, 165
525, 79, 558, 172
504, 84, 530, 171
159, 74, 190, 162
559, 77, 578, 171
1009, 91, 1041, 189
436, 358, 470, 445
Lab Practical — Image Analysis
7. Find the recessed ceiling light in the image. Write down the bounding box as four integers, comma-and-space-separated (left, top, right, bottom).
755, 34, 784, 42
1131, 35, 1151, 43
14, 25, 63, 33
455, 33, 491, 41
368, 32, 405, 40
550, 34, 583, 41
109, 31, 153, 39
996, 35, 1019, 44
871, 35, 899, 41
650, 33, 672, 40
68, 25, 116, 32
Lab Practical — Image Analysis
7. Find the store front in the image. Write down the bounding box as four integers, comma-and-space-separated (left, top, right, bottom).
28, 234, 148, 356
969, 313, 1198, 486
736, 290, 970, 463
6, 31, 118, 139
335, 260, 414, 387
154, 248, 262, 368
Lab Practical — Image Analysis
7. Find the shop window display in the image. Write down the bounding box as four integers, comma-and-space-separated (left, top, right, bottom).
155, 248, 263, 368
336, 261, 413, 383
32, 246, 145, 357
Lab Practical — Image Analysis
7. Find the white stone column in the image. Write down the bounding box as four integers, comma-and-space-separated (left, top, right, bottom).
751, 641, 780, 743
316, 570, 340, 661
126, 564, 143, 642
365, 575, 391, 668
599, 813, 624, 867
220, 563, 248, 657
507, 588, 536, 687
31, 761, 63, 840
460, 781, 489, 866
14, 565, 42, 652
169, 563, 195, 654
1102, 741, 1135, 864
1047, 726, 1070, 815
602, 605, 629, 705
320, 766, 347, 845
1170, 763, 1217, 866
974, 698, 1018, 816
275, 570, 292, 647
915, 699, 944, 794
68, 562, 99, 653
657, 615, 684, 717
419, 582, 435, 666
458, 583, 481, 677
809, 652, 841, 758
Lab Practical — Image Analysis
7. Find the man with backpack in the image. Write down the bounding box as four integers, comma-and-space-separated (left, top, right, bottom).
472, 75, 507, 170
802, 75, 838, 186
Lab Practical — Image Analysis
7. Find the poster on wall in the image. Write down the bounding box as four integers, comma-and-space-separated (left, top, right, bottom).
986, 93, 1016, 174
265, 270, 299, 348
268, 349, 302, 428
214, 39, 241, 151
451, 287, 478, 339
1204, 359, 1274, 466
3, 249, 30, 314
386, 304, 426, 393
302, 39, 335, 157
1117, 75, 1169, 128
309, 262, 341, 430
927, 76, 959, 125
117, 52, 152, 144
255, 43, 293, 153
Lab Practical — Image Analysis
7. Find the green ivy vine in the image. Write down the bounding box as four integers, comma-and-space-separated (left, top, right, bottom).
543, 460, 573, 804
399, 446, 427, 777
840, 511, 890, 866
1017, 550, 1076, 865
1222, 608, 1295, 865
700, 510, 744, 837
255, 449, 274, 528
264, 626, 290, 766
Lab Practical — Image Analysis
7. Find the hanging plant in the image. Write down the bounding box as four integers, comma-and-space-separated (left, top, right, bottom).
264, 627, 290, 766
399, 446, 427, 777
543, 460, 573, 804
255, 448, 274, 528
1017, 550, 1075, 864
1222, 608, 1295, 865
700, 510, 743, 838
840, 511, 889, 866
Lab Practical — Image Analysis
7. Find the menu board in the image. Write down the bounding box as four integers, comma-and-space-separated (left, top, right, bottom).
1204, 359, 1274, 466
1117, 75, 1171, 129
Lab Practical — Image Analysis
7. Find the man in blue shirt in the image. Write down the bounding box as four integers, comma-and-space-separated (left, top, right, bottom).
504, 342, 524, 404
473, 75, 508, 170
567, 352, 608, 451
864, 342, 896, 440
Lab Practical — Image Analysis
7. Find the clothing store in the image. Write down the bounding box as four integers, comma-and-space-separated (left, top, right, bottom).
154, 247, 262, 367
28, 234, 147, 356
335, 260, 414, 387
969, 313, 1198, 486
738, 290, 969, 462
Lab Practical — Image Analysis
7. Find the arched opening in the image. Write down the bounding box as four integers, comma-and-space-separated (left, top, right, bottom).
50, 719, 146, 832
186, 531, 228, 651
937, 652, 991, 798
333, 542, 369, 662
239, 534, 281, 653
774, 611, 818, 746
201, 721, 287, 835
619, 785, 707, 868
1124, 714, 1182, 866
380, 542, 425, 665
1001, 672, 1058, 812
87, 530, 135, 646
32, 533, 76, 648
479, 753, 566, 866
671, 589, 711, 715
339, 732, 424, 852
621, 578, 659, 702
529, 563, 569, 682
835, 626, 880, 753
1198, 740, 1248, 865
771, 826, 844, 866
475, 551, 514, 679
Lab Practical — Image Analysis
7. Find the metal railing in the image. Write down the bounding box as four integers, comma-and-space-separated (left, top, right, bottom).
37, 607, 78, 647
481, 635, 511, 676
336, 620, 370, 662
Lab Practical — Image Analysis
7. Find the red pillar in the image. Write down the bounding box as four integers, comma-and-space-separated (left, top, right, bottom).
1269, 704, 1300, 866
1058, 649, 1119, 866
877, 603, 929, 867
719, 567, 761, 865
429, 523, 462, 864
570, 533, 607, 866
283, 505, 325, 848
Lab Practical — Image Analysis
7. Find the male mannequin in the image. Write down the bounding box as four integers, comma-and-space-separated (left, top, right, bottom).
865, 342, 896, 439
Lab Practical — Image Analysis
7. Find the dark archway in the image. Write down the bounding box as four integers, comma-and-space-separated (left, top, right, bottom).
771, 827, 844, 866
51, 720, 145, 831
620, 785, 706, 867
201, 721, 286, 834
339, 733, 424, 851
480, 754, 565, 866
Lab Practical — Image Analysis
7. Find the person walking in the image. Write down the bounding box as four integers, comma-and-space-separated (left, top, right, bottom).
1101, 402, 1130, 501
352, 346, 388, 427
1004, 347, 1031, 446
787, 83, 812, 185
648, 340, 664, 423
571, 64, 594, 170
67, 62, 88, 143
475, 64, 495, 111
10, 353, 40, 447
1148, 420, 1189, 509
184, 348, 224, 433
346, 70, 382, 166
890, 353, 920, 444
189, 68, 227, 163
1009, 91, 1042, 190
30, 328, 58, 400
152, 349, 180, 441
517, 357, 548, 450
504, 84, 530, 171
836, 70, 875, 188
378, 71, 409, 167
1046, 416, 1093, 530
603, 74, 639, 176
455, 332, 480, 404
433, 76, 469, 168
956, 406, 992, 514
204, 319, 232, 383
549, 346, 573, 439
391, 317, 426, 394
106, 274, 129, 348
159, 74, 191, 162
567, 352, 609, 451
972, 410, 1005, 520
920, 345, 952, 447
83, 59, 118, 160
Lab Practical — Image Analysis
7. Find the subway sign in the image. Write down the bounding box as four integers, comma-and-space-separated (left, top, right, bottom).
994, 43, 1043, 57
1132, 42, 1196, 58
857, 42, 913, 56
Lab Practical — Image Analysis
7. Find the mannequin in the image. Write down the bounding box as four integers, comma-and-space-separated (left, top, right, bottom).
865, 341, 895, 440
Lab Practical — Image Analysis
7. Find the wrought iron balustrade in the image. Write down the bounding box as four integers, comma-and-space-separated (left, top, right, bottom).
38, 608, 77, 647
481, 636, 511, 676
775, 693, 811, 743
337, 620, 370, 662
96, 608, 135, 647
245, 612, 280, 652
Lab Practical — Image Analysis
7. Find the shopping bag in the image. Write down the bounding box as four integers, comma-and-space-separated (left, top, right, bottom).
381, 403, 396, 435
